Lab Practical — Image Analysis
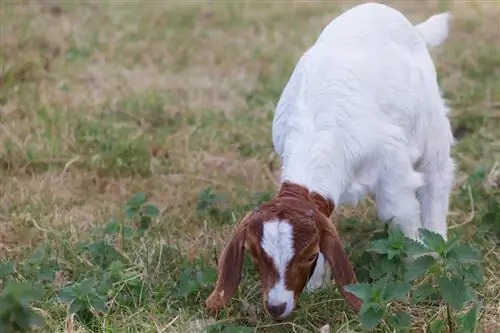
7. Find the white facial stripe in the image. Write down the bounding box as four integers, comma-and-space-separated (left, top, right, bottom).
261, 219, 294, 280
261, 219, 295, 318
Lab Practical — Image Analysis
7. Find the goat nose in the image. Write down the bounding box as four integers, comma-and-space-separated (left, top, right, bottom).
266, 302, 286, 318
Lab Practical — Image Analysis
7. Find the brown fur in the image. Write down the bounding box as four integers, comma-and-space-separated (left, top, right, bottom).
205, 182, 361, 317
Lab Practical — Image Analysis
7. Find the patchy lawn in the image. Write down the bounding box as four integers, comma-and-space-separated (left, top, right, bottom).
0, 0, 498, 332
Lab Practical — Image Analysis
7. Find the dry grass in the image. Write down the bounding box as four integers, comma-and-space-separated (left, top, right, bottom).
0, 0, 499, 332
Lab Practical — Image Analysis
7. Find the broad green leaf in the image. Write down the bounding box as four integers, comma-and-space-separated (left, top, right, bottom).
18, 295, 36, 309
373, 276, 390, 291
359, 305, 384, 330
463, 281, 476, 304
385, 281, 411, 302
373, 256, 398, 279
26, 311, 45, 328
90, 296, 108, 313
126, 192, 147, 209
366, 239, 389, 254
80, 276, 98, 293
390, 311, 411, 330
463, 264, 484, 285
142, 203, 160, 217
387, 247, 403, 260
445, 257, 467, 277
14, 309, 31, 331
437, 277, 469, 310
69, 300, 83, 314
13, 308, 44, 330
411, 282, 436, 304
404, 238, 429, 256
7, 283, 44, 308
449, 245, 482, 264
109, 260, 123, 273
370, 277, 390, 302
419, 229, 445, 253
458, 301, 481, 333
404, 255, 436, 281
343, 283, 372, 302
359, 299, 374, 316
442, 234, 460, 253
429, 319, 446, 333
0, 299, 12, 317
57, 287, 76, 303
388, 226, 405, 249
97, 275, 113, 294
27, 284, 44, 300
103, 220, 120, 234
37, 266, 55, 282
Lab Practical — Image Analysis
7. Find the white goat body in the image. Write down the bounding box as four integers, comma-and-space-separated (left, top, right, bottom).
273, 2, 455, 242
206, 3, 456, 320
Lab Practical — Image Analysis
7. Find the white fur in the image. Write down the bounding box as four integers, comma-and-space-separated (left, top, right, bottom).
415, 12, 452, 48
272, 3, 455, 245
261, 220, 295, 318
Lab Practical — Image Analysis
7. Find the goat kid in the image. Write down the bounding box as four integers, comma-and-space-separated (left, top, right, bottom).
206, 2, 455, 320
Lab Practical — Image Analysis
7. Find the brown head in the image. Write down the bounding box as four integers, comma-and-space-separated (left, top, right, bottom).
205, 181, 362, 320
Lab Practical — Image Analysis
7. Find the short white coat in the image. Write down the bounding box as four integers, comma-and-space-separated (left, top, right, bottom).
272, 2, 455, 242
205, 3, 456, 319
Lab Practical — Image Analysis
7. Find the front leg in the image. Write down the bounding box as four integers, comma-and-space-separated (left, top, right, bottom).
375, 150, 425, 243
416, 156, 455, 242
375, 189, 423, 243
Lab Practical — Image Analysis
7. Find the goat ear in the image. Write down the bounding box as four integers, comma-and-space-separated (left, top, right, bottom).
317, 214, 362, 312
205, 223, 247, 312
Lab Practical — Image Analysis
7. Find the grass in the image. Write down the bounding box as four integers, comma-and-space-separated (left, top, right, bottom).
0, 0, 499, 332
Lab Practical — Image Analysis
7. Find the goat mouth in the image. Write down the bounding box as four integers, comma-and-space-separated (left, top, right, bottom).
265, 305, 295, 321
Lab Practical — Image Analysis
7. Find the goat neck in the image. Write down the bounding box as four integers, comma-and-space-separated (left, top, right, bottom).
276, 181, 335, 218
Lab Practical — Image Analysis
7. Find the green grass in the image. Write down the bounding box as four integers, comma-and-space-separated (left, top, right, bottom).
0, 0, 499, 332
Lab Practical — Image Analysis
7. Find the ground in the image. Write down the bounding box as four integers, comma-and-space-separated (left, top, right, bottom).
0, 0, 499, 332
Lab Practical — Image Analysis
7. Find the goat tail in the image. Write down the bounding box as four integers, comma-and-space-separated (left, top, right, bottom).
415, 12, 452, 49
